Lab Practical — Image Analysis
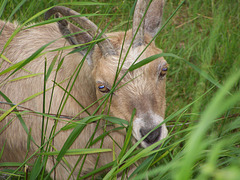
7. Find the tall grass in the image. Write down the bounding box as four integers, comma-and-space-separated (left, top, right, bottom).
0, 0, 240, 179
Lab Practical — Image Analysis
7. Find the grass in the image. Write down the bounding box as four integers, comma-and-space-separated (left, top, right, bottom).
0, 0, 240, 179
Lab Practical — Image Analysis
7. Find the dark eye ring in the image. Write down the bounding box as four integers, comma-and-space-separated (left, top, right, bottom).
98, 84, 110, 93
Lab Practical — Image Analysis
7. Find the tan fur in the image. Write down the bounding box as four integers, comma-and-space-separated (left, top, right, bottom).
0, 1, 167, 179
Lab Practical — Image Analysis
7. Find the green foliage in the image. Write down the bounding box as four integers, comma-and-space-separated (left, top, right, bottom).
0, 0, 239, 179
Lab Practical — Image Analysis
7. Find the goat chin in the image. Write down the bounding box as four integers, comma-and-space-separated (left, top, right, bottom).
0, 0, 168, 179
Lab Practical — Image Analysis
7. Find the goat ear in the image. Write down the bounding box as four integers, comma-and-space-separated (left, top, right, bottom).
56, 14, 94, 65
144, 0, 165, 38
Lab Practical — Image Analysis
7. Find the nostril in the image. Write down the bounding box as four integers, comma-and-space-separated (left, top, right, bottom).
140, 127, 161, 144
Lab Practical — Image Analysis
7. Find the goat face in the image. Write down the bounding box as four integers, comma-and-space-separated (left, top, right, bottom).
46, 0, 167, 148
92, 37, 168, 148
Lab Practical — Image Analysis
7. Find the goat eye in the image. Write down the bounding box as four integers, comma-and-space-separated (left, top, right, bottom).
162, 67, 168, 71
98, 84, 110, 93
159, 66, 168, 78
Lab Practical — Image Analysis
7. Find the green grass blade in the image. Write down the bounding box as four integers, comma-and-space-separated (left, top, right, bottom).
175, 72, 240, 180
129, 154, 155, 179
40, 148, 112, 156
104, 116, 129, 126
0, 54, 12, 64
90, 127, 124, 146
0, 103, 17, 122
8, 73, 43, 82
7, 0, 27, 21
1, 7, 53, 52
129, 51, 225, 95
79, 161, 115, 180
59, 2, 114, 6
0, 140, 6, 160
129, 53, 168, 71
56, 116, 101, 162
8, 41, 56, 80
0, 39, 56, 84
0, 60, 25, 76
45, 54, 58, 81
0, 162, 25, 167
29, 156, 44, 180
0, 0, 7, 19
118, 109, 135, 160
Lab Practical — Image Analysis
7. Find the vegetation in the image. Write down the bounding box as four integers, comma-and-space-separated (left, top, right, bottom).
0, 0, 239, 179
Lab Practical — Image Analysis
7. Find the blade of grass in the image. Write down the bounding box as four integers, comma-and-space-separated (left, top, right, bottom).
8, 73, 43, 82
129, 53, 225, 93
0, 0, 7, 19
40, 148, 112, 156
118, 109, 135, 160
175, 72, 240, 180
0, 54, 12, 64
56, 116, 104, 162
79, 161, 115, 180
1, 7, 53, 53
0, 39, 57, 83
29, 156, 44, 180
7, 0, 27, 22
45, 54, 58, 81
59, 2, 114, 6
0, 140, 6, 160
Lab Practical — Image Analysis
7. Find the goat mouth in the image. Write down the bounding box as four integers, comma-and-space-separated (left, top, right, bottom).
139, 138, 162, 149
132, 113, 168, 148
140, 127, 162, 144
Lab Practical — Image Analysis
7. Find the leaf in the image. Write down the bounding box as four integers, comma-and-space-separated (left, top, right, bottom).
29, 156, 43, 180
0, 140, 6, 160
7, 0, 27, 21
56, 116, 103, 161
129, 154, 155, 179
0, 39, 57, 84
40, 148, 112, 156
0, 162, 25, 167
0, 94, 18, 123
79, 161, 115, 180
0, 60, 25, 76
60, 115, 104, 131
8, 73, 43, 82
129, 53, 173, 71
90, 127, 124, 146
130, 52, 227, 94
110, 137, 166, 178
104, 116, 129, 126
9, 41, 56, 79
0, 54, 12, 64
175, 72, 240, 180
118, 109, 135, 159
46, 54, 58, 81
56, 57, 65, 72
59, 2, 114, 6
1, 7, 53, 53
0, 0, 7, 19
103, 109, 135, 180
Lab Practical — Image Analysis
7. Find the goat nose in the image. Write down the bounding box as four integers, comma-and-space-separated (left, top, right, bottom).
140, 127, 161, 144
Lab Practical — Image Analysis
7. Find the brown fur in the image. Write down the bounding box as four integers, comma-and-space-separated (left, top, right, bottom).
0, 1, 167, 179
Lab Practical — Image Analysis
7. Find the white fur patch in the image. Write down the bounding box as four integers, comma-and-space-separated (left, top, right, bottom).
133, 112, 168, 148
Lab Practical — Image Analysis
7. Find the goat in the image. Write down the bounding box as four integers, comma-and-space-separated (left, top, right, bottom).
0, 0, 168, 179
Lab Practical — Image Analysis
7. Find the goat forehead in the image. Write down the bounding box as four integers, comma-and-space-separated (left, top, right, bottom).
104, 45, 160, 69
119, 76, 157, 99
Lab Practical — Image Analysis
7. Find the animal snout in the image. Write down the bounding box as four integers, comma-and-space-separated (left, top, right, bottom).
140, 127, 162, 144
